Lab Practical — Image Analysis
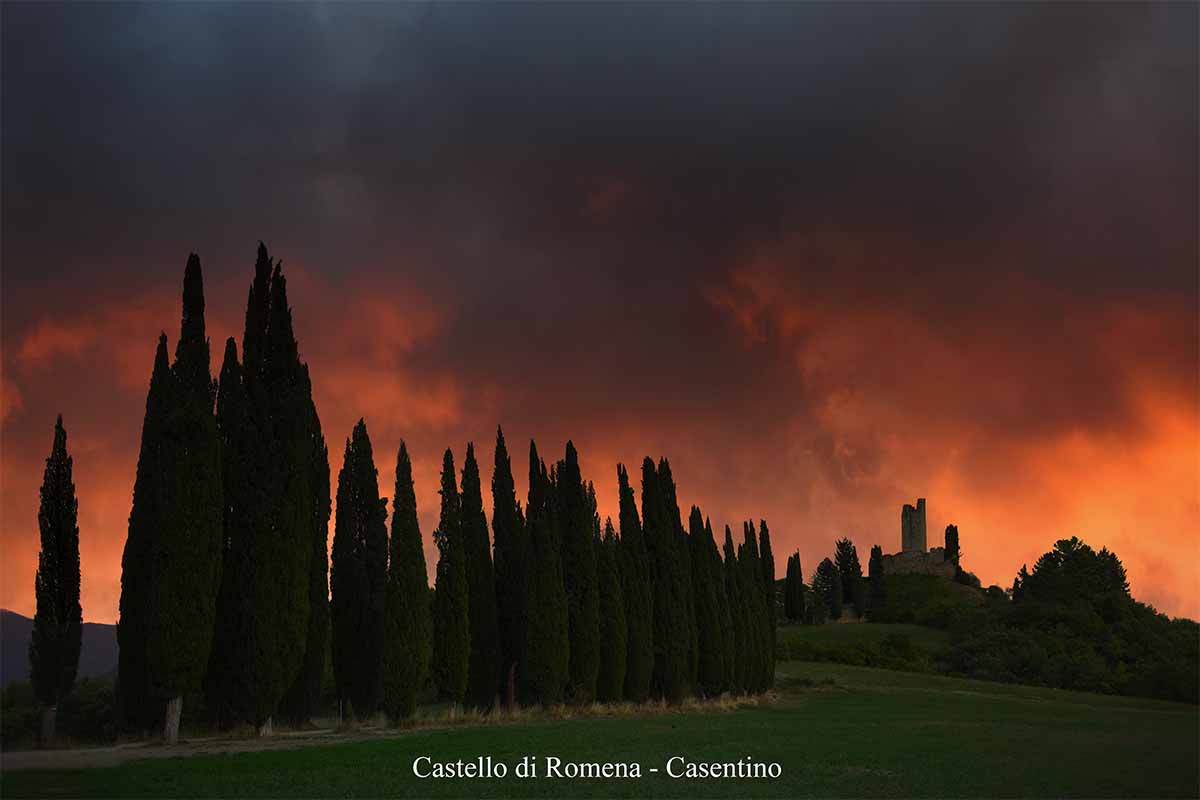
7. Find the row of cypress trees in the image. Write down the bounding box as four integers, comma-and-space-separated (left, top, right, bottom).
326, 429, 779, 719
114, 246, 778, 737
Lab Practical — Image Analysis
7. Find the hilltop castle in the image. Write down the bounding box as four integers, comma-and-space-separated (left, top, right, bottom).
880, 497, 957, 578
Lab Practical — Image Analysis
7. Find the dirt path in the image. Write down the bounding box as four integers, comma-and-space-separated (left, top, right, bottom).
0, 727, 362, 771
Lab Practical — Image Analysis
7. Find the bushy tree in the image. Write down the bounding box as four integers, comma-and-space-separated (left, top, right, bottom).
461, 443, 500, 710
596, 519, 627, 702
330, 420, 388, 720
382, 442, 432, 721
432, 449, 470, 706
616, 464, 653, 702
29, 415, 82, 744
557, 442, 600, 702
834, 537, 863, 612
490, 428, 525, 704
814, 558, 843, 621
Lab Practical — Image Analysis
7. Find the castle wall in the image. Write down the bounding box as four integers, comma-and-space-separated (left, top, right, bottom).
881, 547, 955, 578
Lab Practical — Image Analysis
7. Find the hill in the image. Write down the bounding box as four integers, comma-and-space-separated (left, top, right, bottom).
0, 610, 118, 688
1, 660, 1194, 797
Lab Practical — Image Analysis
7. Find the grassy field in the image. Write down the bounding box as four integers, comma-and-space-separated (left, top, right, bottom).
3, 660, 1196, 798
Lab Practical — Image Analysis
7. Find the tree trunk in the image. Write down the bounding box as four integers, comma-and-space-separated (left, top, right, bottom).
505, 663, 517, 709
163, 695, 183, 745
39, 705, 56, 747
257, 716, 273, 737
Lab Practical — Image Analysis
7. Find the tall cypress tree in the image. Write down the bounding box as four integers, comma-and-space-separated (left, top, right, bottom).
616, 464, 653, 702
784, 552, 805, 623
758, 521, 776, 687
206, 244, 318, 732
330, 420, 388, 720
432, 449, 470, 705
706, 518, 735, 693
658, 460, 698, 692
461, 443, 500, 710
521, 441, 568, 705
783, 554, 796, 621
688, 507, 725, 696
596, 518, 627, 702
834, 537, 863, 613
722, 526, 748, 694
640, 458, 692, 702
557, 442, 600, 702
738, 522, 766, 693
119, 334, 170, 732
279, 372, 331, 726
382, 442, 432, 721
29, 415, 82, 744
490, 427, 525, 703
140, 255, 223, 743
868, 544, 885, 610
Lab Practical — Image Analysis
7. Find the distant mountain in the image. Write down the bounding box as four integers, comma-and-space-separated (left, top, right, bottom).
1, 609, 118, 688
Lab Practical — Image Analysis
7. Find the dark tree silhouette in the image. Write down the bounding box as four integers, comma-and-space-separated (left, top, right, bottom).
758, 521, 776, 687
330, 420, 388, 720
834, 537, 863, 613
490, 427, 525, 704
462, 443, 501, 710
814, 558, 843, 621
688, 507, 726, 696
596, 518, 627, 702
382, 441, 432, 722
521, 441, 569, 704
557, 442, 600, 702
29, 415, 82, 745
616, 463, 653, 702
723, 526, 749, 693
432, 449, 470, 706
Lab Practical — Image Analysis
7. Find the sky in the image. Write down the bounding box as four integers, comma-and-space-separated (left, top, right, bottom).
2, 2, 1197, 624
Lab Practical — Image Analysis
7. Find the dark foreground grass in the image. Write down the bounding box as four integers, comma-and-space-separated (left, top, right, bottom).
3, 661, 1196, 798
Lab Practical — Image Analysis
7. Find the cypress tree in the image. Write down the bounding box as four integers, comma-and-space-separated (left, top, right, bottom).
688, 507, 725, 696
785, 552, 805, 623
707, 518, 735, 693
783, 554, 797, 621
330, 420, 388, 720
616, 464, 653, 703
490, 427, 525, 704
814, 558, 843, 620
29, 415, 82, 744
557, 442, 600, 702
722, 526, 749, 694
758, 520, 776, 687
141, 255, 223, 743
206, 245, 318, 732
868, 544, 885, 609
119, 334, 170, 733
640, 458, 691, 702
834, 537, 863, 613
596, 518, 627, 702
944, 525, 960, 566
521, 441, 569, 705
432, 449, 470, 705
279, 374, 331, 726
461, 443, 500, 710
738, 521, 767, 693
658, 460, 698, 692
382, 442, 432, 721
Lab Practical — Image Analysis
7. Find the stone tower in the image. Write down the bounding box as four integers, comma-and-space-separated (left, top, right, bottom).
901, 498, 927, 552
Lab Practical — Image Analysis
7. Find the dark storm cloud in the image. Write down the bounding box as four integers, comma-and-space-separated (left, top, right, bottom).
2, 2, 1196, 619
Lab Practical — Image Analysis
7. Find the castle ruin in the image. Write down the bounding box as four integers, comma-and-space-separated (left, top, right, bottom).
901, 498, 927, 552
881, 497, 955, 578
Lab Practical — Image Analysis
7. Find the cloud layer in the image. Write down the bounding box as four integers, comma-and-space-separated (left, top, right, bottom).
2, 3, 1196, 622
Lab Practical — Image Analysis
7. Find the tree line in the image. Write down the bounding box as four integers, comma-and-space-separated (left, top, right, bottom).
27, 246, 779, 744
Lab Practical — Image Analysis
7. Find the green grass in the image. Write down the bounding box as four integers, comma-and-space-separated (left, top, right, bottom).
4, 661, 1196, 798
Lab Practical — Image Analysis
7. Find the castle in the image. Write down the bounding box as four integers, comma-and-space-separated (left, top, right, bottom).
880, 497, 957, 578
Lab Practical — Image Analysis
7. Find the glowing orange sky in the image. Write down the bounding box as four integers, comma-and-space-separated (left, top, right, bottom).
2, 3, 1196, 624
